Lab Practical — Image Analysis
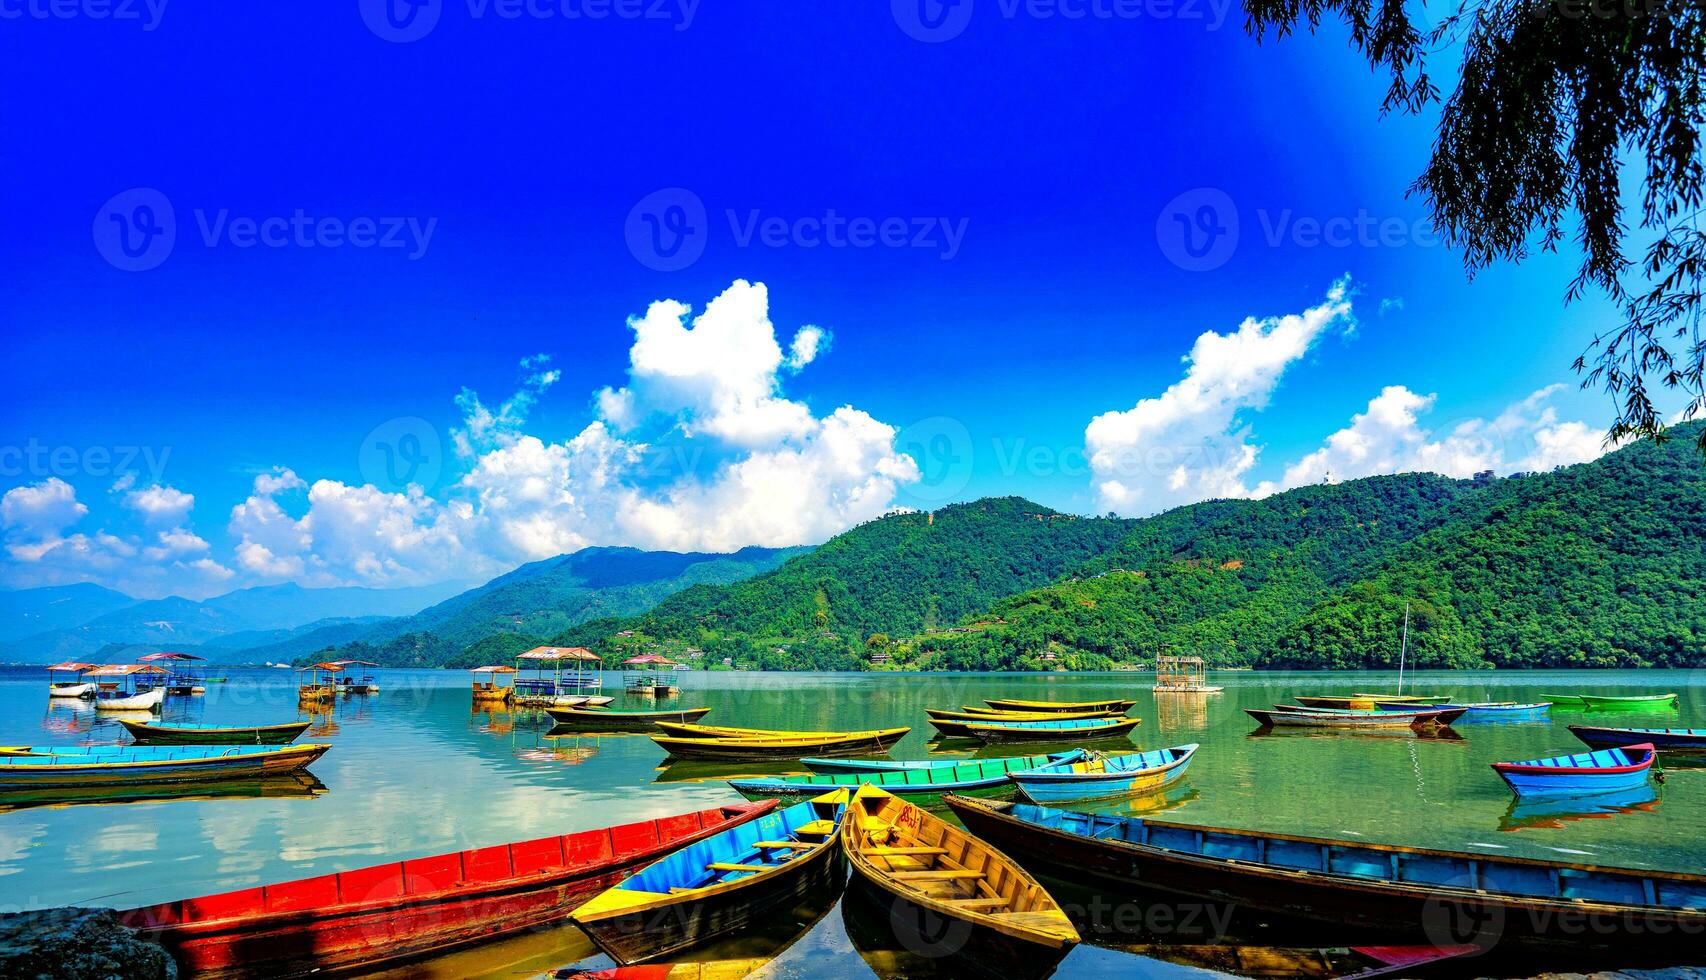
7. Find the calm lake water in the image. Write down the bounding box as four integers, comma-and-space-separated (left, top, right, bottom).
3, 667, 1702, 978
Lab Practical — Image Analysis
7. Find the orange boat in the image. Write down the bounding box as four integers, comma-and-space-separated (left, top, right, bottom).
121, 801, 776, 978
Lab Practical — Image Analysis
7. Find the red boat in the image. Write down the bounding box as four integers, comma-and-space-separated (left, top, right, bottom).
121, 801, 777, 978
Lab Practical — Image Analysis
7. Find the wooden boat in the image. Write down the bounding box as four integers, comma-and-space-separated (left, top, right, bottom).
140, 651, 208, 695
1581, 693, 1680, 711
119, 720, 311, 745
1492, 744, 1657, 799
469, 665, 517, 702
1570, 725, 1706, 752
844, 784, 1078, 980
85, 664, 170, 711
942, 795, 1706, 953
957, 716, 1141, 744
545, 706, 712, 730
653, 722, 885, 740
651, 728, 910, 761
1371, 700, 1549, 722
46, 662, 97, 699
1246, 707, 1465, 729
983, 697, 1135, 713
930, 712, 1125, 738
1008, 744, 1197, 803
572, 790, 849, 964
124, 802, 775, 979
0, 743, 329, 789
801, 756, 986, 775
925, 706, 1122, 723
1293, 694, 1450, 710
727, 750, 1088, 804
1544, 693, 1587, 706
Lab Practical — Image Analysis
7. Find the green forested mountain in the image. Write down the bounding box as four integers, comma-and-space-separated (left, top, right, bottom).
313, 546, 804, 667
551, 498, 1138, 667
908, 426, 1706, 670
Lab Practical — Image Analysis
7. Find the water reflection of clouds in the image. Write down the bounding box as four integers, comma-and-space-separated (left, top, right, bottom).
0, 822, 43, 878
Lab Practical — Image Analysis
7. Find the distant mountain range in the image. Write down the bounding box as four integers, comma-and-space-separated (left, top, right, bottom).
555, 424, 1706, 671
0, 581, 469, 663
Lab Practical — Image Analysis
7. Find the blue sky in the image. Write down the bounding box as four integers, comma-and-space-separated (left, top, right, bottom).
0, 2, 1636, 597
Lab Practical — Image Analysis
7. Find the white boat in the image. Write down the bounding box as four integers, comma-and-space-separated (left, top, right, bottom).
94, 686, 165, 712
46, 662, 98, 699
84, 664, 170, 712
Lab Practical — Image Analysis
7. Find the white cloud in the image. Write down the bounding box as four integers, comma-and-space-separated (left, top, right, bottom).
125, 485, 195, 525
196, 280, 920, 588
1086, 280, 1355, 515
1252, 383, 1609, 495
0, 478, 233, 596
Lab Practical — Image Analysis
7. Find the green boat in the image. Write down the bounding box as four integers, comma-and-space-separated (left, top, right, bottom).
1581, 693, 1680, 712
119, 720, 310, 745
725, 749, 1088, 805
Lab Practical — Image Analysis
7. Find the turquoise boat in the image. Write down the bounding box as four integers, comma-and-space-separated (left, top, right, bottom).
1008, 744, 1197, 804
571, 789, 849, 964
1376, 701, 1551, 723
727, 750, 1087, 803
0, 744, 330, 789
1492, 745, 1657, 800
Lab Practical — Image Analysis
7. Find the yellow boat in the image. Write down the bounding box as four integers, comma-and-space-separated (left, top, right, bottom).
652, 728, 911, 761
925, 707, 1124, 723
572, 789, 850, 964
655, 722, 897, 740
845, 783, 1078, 978
983, 698, 1137, 714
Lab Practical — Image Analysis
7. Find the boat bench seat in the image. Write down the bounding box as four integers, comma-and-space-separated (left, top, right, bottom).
707, 862, 773, 872
891, 869, 983, 880
866, 846, 948, 856
796, 820, 836, 836
754, 841, 815, 850
942, 897, 1009, 910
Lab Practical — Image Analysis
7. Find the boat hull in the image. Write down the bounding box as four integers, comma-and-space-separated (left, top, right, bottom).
126, 803, 774, 979
1581, 694, 1681, 712
94, 688, 165, 712
1492, 746, 1656, 800
119, 721, 311, 745
652, 728, 909, 761
545, 706, 712, 730
1570, 725, 1706, 752
1247, 707, 1463, 728
943, 796, 1706, 953
1010, 745, 1196, 804
48, 683, 94, 699
963, 718, 1140, 743
843, 865, 1072, 980
0, 744, 329, 789
729, 751, 1085, 805
983, 698, 1135, 713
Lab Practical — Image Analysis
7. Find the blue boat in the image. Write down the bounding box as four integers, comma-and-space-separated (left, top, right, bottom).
1008, 744, 1197, 803
1492, 744, 1657, 799
0, 743, 330, 788
956, 716, 1141, 744
943, 795, 1706, 952
801, 755, 998, 775
728, 750, 1086, 803
1455, 702, 1552, 723
571, 789, 849, 964
1570, 726, 1706, 752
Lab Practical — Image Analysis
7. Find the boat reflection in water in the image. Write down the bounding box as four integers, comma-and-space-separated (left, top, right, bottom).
0, 772, 328, 812
470, 702, 516, 735
650, 759, 809, 785
1500, 784, 1662, 832
1152, 691, 1211, 731
1244, 726, 1466, 743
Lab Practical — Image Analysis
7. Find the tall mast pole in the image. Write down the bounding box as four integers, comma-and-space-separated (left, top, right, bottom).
1398, 601, 1411, 694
